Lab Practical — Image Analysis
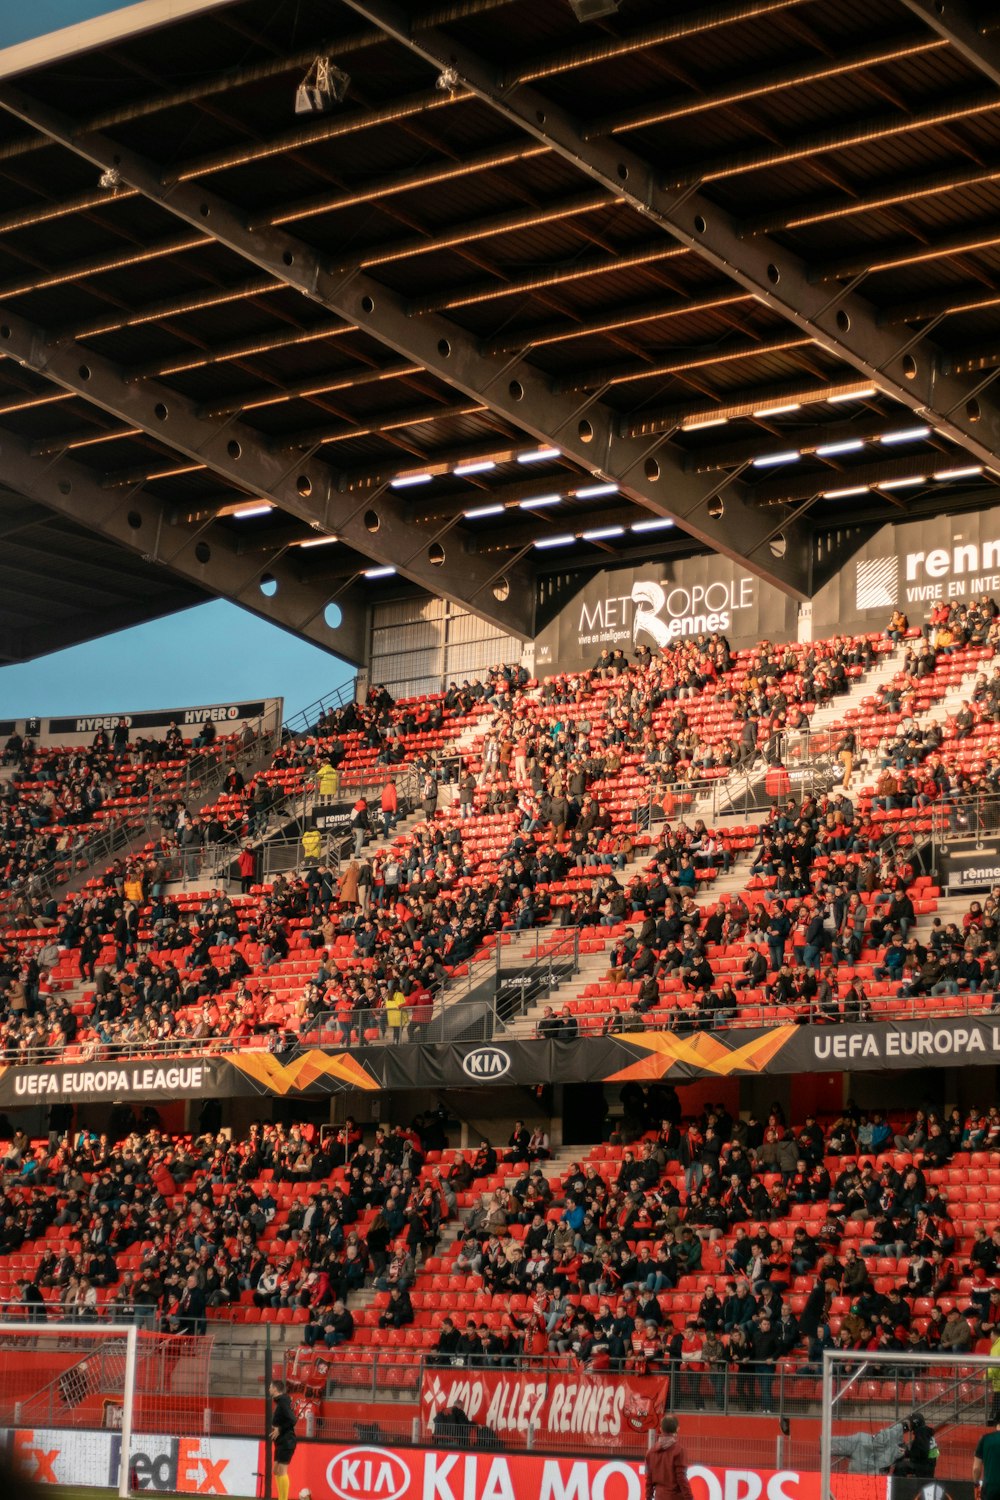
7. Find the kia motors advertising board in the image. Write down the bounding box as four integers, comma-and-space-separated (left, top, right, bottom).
291, 1442, 881, 1500
534, 557, 798, 676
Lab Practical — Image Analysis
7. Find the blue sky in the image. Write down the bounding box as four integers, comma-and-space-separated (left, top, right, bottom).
0, 601, 355, 722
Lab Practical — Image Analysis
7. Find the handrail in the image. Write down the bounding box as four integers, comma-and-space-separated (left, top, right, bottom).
4, 980, 995, 1069
283, 679, 358, 740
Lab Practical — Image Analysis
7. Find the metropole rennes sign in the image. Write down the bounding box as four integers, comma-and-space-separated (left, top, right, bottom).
2, 1018, 1000, 1103
533, 556, 798, 677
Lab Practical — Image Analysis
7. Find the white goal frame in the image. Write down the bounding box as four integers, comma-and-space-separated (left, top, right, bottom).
821, 1346, 999, 1499
0, 1321, 138, 1499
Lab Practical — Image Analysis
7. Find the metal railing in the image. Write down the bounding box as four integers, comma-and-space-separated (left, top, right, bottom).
515, 987, 1000, 1037
930, 789, 1000, 872
304, 928, 582, 1049
282, 679, 359, 740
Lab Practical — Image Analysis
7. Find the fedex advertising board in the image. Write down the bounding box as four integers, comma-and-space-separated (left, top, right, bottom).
3, 1426, 261, 1494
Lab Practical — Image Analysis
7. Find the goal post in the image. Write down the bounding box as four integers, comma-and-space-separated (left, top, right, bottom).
820, 1346, 999, 1500
0, 1321, 138, 1497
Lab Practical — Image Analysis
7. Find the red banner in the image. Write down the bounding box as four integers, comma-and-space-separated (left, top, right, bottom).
290, 1443, 883, 1500
418, 1367, 665, 1448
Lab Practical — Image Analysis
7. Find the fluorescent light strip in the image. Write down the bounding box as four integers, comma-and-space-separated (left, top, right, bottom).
753, 402, 801, 417
934, 465, 984, 480
453, 460, 496, 477
518, 494, 561, 509
232, 503, 273, 519
880, 426, 931, 445
582, 525, 625, 540
822, 485, 870, 498
631, 517, 676, 532
752, 450, 800, 468
681, 416, 728, 432
534, 534, 575, 549
463, 504, 506, 519
816, 439, 865, 457
518, 447, 561, 463
364, 566, 397, 578
878, 476, 926, 489
298, 535, 339, 548
829, 387, 876, 403
575, 482, 619, 499
390, 472, 433, 488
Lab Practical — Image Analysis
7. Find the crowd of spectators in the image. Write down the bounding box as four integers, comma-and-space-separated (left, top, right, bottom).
0, 606, 996, 1060
5, 1108, 451, 1338
426, 1093, 1000, 1409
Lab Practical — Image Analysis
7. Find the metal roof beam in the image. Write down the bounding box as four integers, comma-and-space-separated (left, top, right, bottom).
743, 159, 1000, 237
753, 454, 992, 507
664, 89, 1000, 189
337, 1, 1000, 489
0, 85, 812, 600
0, 425, 369, 664
13, 590, 205, 661
0, 305, 533, 637
586, 31, 947, 138
898, 0, 1000, 87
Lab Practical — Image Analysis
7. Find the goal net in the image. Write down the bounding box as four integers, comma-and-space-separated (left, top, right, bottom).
820, 1347, 996, 1500
0, 1322, 214, 1496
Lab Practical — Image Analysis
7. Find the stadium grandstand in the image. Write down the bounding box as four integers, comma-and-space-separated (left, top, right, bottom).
5, 0, 1000, 1496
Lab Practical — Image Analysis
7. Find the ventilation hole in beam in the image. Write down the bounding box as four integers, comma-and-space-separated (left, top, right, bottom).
364, 510, 380, 534
127, 511, 142, 530
195, 541, 211, 564
428, 542, 445, 566
324, 602, 343, 630
259, 573, 278, 597
493, 576, 510, 602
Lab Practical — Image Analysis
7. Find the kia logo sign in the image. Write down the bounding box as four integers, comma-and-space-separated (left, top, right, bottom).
326, 1447, 410, 1500
461, 1047, 511, 1080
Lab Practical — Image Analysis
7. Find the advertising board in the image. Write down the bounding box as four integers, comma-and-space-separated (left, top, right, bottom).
534, 557, 798, 676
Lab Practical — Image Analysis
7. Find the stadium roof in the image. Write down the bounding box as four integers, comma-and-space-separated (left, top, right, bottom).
1, 0, 1000, 661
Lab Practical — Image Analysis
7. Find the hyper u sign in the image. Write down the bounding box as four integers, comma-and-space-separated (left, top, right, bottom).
0, 0, 236, 77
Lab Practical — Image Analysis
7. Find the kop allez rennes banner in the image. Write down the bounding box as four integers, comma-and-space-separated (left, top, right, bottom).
419, 1368, 665, 1448
813, 510, 1000, 638
534, 556, 798, 676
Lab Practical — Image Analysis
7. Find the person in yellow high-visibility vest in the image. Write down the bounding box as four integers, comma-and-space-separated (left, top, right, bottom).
384, 989, 406, 1045
315, 760, 339, 801
301, 827, 322, 865
989, 1330, 1000, 1423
